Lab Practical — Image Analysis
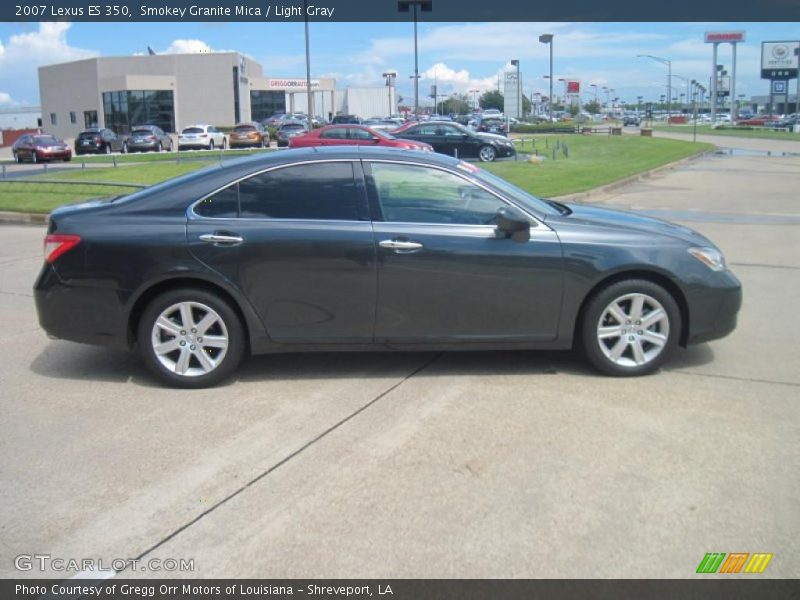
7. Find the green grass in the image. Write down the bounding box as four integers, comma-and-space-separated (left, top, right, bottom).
482, 135, 713, 198
0, 162, 206, 213
650, 124, 800, 142
1, 136, 711, 213
0, 147, 275, 166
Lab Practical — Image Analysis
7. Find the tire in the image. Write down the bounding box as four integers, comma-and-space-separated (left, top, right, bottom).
580, 279, 681, 377
14, 152, 21, 164
64, 155, 72, 162
121, 142, 128, 154
478, 145, 497, 162
168, 140, 173, 152
209, 139, 215, 150
31, 152, 37, 164
156, 142, 163, 153
222, 138, 228, 150
137, 288, 246, 388
104, 144, 111, 155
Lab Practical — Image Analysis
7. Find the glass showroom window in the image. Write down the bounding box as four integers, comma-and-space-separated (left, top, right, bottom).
250, 91, 287, 122
102, 89, 175, 135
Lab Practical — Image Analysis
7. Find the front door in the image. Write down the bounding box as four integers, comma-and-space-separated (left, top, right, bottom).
188, 160, 376, 343
366, 160, 564, 343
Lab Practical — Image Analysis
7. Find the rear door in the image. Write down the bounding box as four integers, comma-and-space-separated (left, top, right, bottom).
187, 160, 376, 343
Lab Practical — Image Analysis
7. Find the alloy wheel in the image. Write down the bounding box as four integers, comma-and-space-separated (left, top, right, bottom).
596, 292, 670, 368
150, 301, 229, 377
479, 145, 496, 162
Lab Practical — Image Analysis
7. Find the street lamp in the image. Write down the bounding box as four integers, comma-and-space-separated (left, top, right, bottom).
638, 54, 672, 127
590, 83, 598, 105
382, 71, 397, 117
398, 1, 432, 117
539, 34, 554, 121
469, 88, 480, 110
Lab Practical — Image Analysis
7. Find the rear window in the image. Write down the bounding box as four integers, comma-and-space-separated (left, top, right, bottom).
281, 124, 305, 131
132, 128, 154, 134
78, 131, 99, 138
234, 125, 256, 132
182, 127, 204, 134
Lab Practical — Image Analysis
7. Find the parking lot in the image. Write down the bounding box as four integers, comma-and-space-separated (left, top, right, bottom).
0, 140, 798, 578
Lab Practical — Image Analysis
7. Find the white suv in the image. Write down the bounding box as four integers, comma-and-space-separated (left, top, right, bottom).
178, 124, 227, 150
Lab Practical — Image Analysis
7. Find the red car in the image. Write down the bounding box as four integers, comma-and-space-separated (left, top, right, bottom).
289, 124, 433, 152
12, 134, 72, 163
735, 115, 782, 127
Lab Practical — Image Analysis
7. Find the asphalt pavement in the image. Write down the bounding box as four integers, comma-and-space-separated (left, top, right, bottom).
0, 137, 797, 579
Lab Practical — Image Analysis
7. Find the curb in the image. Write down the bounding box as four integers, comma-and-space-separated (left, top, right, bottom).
0, 148, 716, 226
552, 149, 715, 203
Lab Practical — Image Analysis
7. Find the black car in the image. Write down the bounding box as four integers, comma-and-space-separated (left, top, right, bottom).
394, 121, 515, 162
75, 128, 126, 155
623, 114, 641, 127
34, 147, 741, 388
472, 116, 508, 135
126, 125, 173, 153
331, 114, 361, 125
276, 121, 309, 147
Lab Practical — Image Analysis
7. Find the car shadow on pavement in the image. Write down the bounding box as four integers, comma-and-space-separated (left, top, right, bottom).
29, 341, 716, 388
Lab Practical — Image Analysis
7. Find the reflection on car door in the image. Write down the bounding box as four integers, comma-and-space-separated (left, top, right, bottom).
187, 160, 377, 342
366, 160, 563, 342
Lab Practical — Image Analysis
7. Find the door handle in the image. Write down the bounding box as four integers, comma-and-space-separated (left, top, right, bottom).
379, 239, 423, 252
199, 233, 244, 245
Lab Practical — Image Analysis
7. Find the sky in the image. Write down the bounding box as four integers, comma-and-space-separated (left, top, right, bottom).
0, 21, 797, 108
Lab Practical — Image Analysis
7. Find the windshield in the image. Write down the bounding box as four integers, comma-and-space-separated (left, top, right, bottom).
33, 136, 59, 144
472, 167, 560, 217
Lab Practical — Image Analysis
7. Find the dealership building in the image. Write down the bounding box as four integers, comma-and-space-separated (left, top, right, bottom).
37, 52, 396, 139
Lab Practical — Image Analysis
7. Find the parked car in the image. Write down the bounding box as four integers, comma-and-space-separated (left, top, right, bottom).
178, 124, 227, 150
735, 115, 782, 127
33, 146, 741, 388
331, 114, 361, 125
263, 112, 286, 127
362, 118, 402, 132
473, 115, 508, 135
275, 121, 309, 147
12, 134, 72, 163
622, 113, 641, 126
392, 121, 515, 161
288, 124, 433, 152
126, 125, 173, 153
74, 128, 125, 155
229, 122, 270, 149
769, 113, 799, 130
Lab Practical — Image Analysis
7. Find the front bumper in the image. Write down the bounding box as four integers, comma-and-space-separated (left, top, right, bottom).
496, 145, 516, 158
686, 271, 742, 345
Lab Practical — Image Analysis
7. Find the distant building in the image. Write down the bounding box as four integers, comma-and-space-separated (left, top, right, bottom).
0, 106, 42, 130
37, 52, 337, 138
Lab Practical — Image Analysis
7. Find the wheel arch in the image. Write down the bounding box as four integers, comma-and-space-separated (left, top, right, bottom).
127, 277, 255, 352
573, 269, 690, 348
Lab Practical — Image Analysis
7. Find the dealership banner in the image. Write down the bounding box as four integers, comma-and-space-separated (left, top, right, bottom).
3, 0, 800, 21
4, 579, 800, 600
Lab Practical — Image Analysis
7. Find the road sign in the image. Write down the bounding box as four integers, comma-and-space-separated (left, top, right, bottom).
761, 41, 800, 79
772, 80, 787, 94
705, 31, 746, 43
503, 71, 521, 118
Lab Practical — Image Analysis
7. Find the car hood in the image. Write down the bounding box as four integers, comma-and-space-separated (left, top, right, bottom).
550, 203, 713, 246
474, 131, 511, 143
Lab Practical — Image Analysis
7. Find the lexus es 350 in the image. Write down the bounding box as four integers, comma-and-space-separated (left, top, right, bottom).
34, 147, 741, 388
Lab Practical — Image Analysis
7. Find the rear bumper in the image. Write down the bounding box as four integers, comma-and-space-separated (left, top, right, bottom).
686, 272, 742, 345
34, 264, 130, 351
128, 142, 160, 151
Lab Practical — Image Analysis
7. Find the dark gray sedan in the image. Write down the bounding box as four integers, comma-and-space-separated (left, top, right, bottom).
125, 125, 173, 153
34, 147, 740, 387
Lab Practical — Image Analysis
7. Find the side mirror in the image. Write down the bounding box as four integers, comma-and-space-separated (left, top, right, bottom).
495, 207, 531, 242
372, 137, 381, 143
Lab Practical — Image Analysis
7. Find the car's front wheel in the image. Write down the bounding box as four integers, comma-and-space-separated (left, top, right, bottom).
138, 288, 246, 388
581, 279, 681, 376
478, 145, 497, 162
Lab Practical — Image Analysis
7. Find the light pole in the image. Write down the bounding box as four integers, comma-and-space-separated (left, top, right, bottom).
638, 54, 672, 127
382, 71, 396, 117
469, 88, 480, 110
398, 1, 432, 118
303, 0, 313, 120
539, 34, 554, 121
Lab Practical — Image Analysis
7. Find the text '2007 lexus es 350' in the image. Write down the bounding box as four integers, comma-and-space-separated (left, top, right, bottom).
34, 147, 741, 388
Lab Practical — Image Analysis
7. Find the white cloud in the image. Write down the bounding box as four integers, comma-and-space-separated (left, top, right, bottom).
0, 91, 15, 105
0, 23, 97, 71
163, 39, 214, 54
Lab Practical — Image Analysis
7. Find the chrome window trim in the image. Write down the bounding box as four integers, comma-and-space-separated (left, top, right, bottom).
187, 158, 363, 222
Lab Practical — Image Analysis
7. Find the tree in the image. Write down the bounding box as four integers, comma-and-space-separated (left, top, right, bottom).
522, 94, 532, 117
438, 93, 470, 116
584, 100, 602, 115
568, 104, 580, 117
479, 90, 504, 111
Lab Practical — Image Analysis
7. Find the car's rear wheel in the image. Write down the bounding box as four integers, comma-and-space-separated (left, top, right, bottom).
478, 145, 497, 162
209, 139, 215, 150
581, 279, 680, 376
138, 288, 245, 388
31, 152, 37, 164
121, 142, 128, 154
14, 152, 21, 163
104, 144, 111, 155
222, 138, 228, 150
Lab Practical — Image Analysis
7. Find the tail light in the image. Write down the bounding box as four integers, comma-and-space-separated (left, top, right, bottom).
200, 134, 208, 138
94, 136, 102, 143
148, 135, 157, 141
44, 234, 80, 264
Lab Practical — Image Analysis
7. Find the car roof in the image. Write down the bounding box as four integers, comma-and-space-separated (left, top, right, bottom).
183, 124, 212, 128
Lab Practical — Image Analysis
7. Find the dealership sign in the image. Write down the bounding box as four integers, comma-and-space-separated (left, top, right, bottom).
566, 80, 580, 94
704, 31, 746, 43
761, 41, 800, 79
268, 79, 321, 90
504, 71, 521, 118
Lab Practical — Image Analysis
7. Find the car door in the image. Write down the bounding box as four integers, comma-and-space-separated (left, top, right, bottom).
399, 124, 440, 151
438, 124, 478, 158
366, 160, 563, 342
348, 127, 379, 146
319, 127, 350, 146
187, 160, 376, 343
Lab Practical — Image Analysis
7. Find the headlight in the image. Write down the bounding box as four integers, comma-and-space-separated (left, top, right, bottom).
688, 247, 726, 271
